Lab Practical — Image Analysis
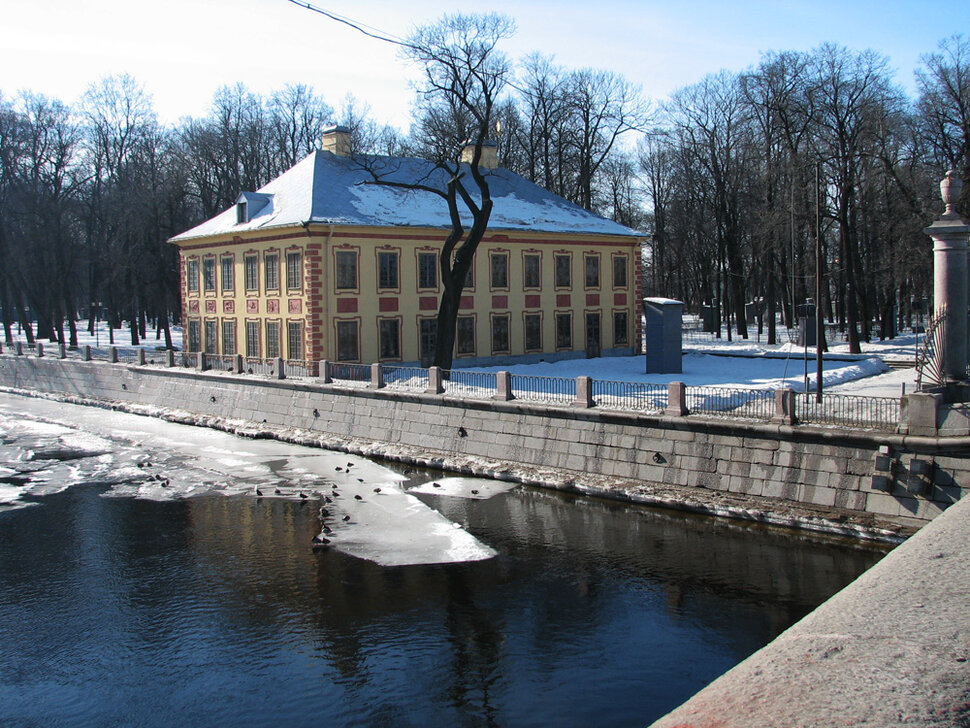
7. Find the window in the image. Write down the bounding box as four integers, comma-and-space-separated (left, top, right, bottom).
614, 311, 629, 346
203, 258, 216, 292
221, 257, 234, 292
186, 259, 199, 293
286, 251, 302, 290
336, 320, 359, 361
336, 251, 357, 290
491, 314, 510, 353
204, 320, 217, 354
236, 201, 247, 224
613, 255, 628, 288
265, 321, 280, 359
245, 255, 259, 292
246, 321, 260, 357
221, 320, 236, 355
265, 254, 279, 290
418, 252, 437, 289
379, 319, 400, 359
556, 313, 572, 349
555, 254, 571, 288
524, 314, 542, 351
490, 252, 508, 289
419, 318, 437, 366
523, 254, 540, 289
585, 254, 600, 288
286, 321, 302, 359
187, 320, 200, 352
456, 316, 475, 355
378, 251, 399, 290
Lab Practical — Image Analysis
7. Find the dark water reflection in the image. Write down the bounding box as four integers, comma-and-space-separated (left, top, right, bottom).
0, 474, 886, 727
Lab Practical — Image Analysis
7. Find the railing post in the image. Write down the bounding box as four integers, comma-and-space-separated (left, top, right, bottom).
234, 353, 244, 374
276, 357, 285, 379
197, 352, 208, 371
318, 359, 332, 384
58, 343, 67, 359
370, 362, 384, 389
665, 382, 688, 416
772, 388, 797, 425
109, 347, 119, 363
82, 345, 91, 361
15, 342, 23, 356
165, 349, 175, 367
136, 348, 146, 365
901, 392, 940, 437
573, 375, 594, 408
493, 371, 513, 401
426, 365, 444, 394
36, 342, 44, 358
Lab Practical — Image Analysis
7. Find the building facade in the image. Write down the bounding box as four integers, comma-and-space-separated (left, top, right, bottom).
170, 128, 643, 368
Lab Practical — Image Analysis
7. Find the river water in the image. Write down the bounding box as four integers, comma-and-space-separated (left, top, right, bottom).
0, 392, 886, 727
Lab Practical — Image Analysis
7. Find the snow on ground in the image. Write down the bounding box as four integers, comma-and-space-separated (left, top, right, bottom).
0, 393, 496, 566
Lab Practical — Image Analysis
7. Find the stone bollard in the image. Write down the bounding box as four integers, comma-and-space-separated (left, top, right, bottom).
36, 342, 44, 358
136, 349, 146, 365
771, 388, 797, 425
493, 371, 513, 401
58, 343, 67, 359
109, 347, 119, 363
15, 342, 23, 356
426, 366, 444, 394
665, 382, 688, 416
319, 360, 332, 384
572, 375, 594, 408
234, 353, 244, 374
276, 357, 285, 380
165, 349, 175, 367
198, 352, 208, 371
901, 392, 940, 437
369, 363, 384, 389
82, 345, 91, 361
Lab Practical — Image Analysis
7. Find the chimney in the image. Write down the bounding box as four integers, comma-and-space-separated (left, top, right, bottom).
460, 140, 498, 169
322, 125, 352, 157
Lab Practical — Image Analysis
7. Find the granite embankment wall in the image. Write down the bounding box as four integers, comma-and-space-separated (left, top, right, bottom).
2, 354, 968, 538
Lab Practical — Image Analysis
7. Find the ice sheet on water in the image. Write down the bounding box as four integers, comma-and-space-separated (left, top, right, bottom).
0, 393, 497, 566
408, 477, 517, 500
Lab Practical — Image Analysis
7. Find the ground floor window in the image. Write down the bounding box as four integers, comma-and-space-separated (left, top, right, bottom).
245, 321, 260, 358
187, 320, 200, 353
204, 320, 217, 354
614, 311, 629, 347
419, 318, 437, 366
524, 313, 542, 352
456, 316, 475, 355
556, 313, 572, 349
286, 321, 302, 360
491, 314, 510, 353
379, 318, 401, 360
266, 321, 280, 359
336, 320, 359, 362
221, 320, 236, 356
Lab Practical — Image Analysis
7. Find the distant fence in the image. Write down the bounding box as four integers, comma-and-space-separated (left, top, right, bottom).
0, 343, 903, 432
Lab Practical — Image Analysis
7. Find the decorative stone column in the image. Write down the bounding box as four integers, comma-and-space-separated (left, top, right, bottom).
924, 170, 970, 383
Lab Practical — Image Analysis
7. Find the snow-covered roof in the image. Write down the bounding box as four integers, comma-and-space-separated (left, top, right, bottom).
170, 150, 642, 242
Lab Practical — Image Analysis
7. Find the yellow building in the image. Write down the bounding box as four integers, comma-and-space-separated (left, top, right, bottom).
169, 127, 644, 368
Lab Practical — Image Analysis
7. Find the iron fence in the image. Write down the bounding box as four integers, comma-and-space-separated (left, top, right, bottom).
383, 366, 430, 392
442, 370, 497, 399
243, 357, 276, 377
687, 386, 775, 421
797, 392, 900, 430
510, 374, 576, 405
330, 362, 371, 387
594, 380, 668, 413
283, 360, 312, 379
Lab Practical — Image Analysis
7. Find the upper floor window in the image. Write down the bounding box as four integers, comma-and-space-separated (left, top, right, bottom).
186, 259, 199, 293
265, 254, 279, 290
490, 252, 508, 289
245, 255, 259, 292
203, 259, 216, 292
555, 254, 571, 288
286, 251, 302, 290
418, 252, 437, 289
336, 250, 357, 290
613, 255, 628, 288
378, 251, 399, 290
585, 254, 600, 289
523, 254, 540, 289
221, 257, 234, 293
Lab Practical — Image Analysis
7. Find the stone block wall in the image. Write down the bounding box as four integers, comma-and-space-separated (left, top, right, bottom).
1, 355, 967, 527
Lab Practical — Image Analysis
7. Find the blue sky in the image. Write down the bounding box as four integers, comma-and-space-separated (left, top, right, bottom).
0, 0, 961, 128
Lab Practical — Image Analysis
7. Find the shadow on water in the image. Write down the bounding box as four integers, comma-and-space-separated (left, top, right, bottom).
0, 466, 886, 728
